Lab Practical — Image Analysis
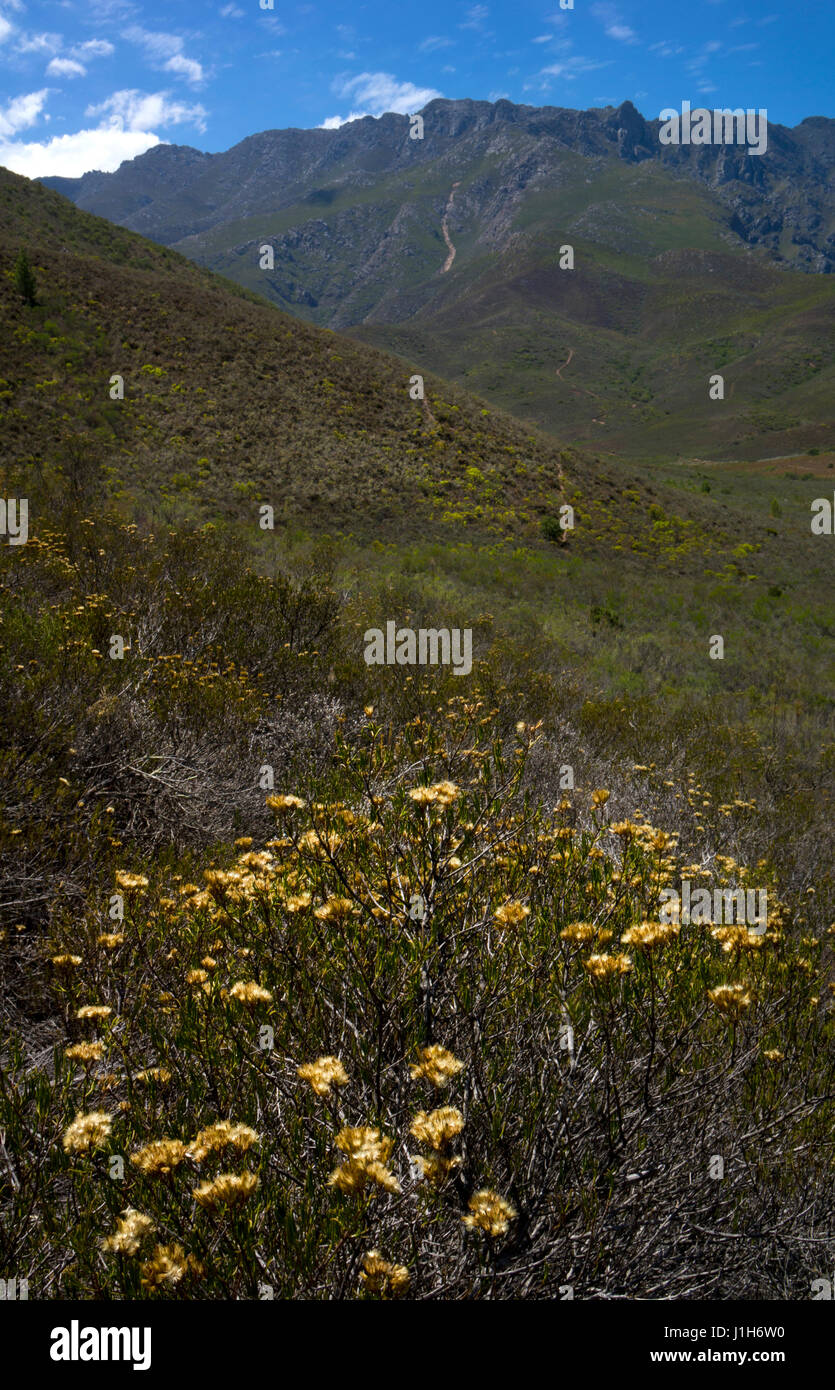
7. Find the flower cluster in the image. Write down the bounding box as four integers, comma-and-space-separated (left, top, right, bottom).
62, 1110, 113, 1154
409, 1045, 464, 1088
328, 1126, 400, 1195
297, 1056, 349, 1097
101, 1208, 156, 1255
462, 1189, 517, 1237
360, 1250, 410, 1297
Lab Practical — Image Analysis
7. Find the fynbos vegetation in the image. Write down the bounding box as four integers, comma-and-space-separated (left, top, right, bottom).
0, 45, 833, 1315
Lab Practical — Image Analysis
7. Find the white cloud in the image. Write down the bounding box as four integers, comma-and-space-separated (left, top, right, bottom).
73, 39, 115, 59
0, 78, 208, 178
418, 36, 453, 53
163, 53, 204, 84
322, 71, 442, 126
319, 113, 361, 129
648, 40, 684, 58
125, 25, 204, 82
0, 127, 162, 178
47, 57, 87, 77
84, 0, 137, 18
460, 4, 488, 29
124, 26, 182, 60
0, 16, 14, 45
539, 55, 609, 80
15, 32, 62, 56
86, 88, 208, 133
0, 88, 48, 138
219, 3, 244, 15
591, 4, 637, 43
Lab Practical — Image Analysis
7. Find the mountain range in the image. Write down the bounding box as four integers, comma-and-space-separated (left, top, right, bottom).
39, 99, 835, 461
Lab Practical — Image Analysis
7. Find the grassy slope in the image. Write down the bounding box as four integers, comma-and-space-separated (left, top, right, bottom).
1, 165, 834, 727
167, 146, 835, 462
1, 168, 834, 1301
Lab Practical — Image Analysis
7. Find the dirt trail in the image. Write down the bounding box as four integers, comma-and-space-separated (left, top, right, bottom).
555, 347, 574, 379
440, 182, 461, 273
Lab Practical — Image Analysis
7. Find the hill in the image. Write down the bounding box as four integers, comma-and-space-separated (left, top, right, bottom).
39, 98, 835, 460
0, 161, 834, 1303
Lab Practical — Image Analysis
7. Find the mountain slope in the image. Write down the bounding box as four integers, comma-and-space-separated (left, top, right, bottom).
39, 99, 835, 461
42, 99, 835, 275
1, 164, 585, 538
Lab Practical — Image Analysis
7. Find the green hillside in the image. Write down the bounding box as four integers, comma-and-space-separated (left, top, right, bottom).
171, 144, 835, 462
1, 165, 834, 1302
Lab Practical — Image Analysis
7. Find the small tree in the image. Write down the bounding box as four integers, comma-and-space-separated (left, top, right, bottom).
14, 249, 37, 306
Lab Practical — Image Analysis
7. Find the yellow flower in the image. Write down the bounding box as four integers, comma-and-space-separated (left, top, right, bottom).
408, 786, 439, 805
297, 1056, 349, 1097
76, 1005, 113, 1022
285, 893, 312, 912
62, 1110, 113, 1154
265, 794, 306, 813
97, 933, 125, 948
493, 902, 530, 929
621, 921, 679, 950
229, 980, 273, 1008
139, 1243, 194, 1290
431, 781, 460, 805
130, 1138, 187, 1176
335, 1126, 392, 1161
115, 871, 149, 892
462, 1189, 517, 1237
410, 1044, 464, 1087
65, 1041, 104, 1064
193, 1172, 259, 1209
707, 984, 753, 1018
360, 1250, 410, 1297
186, 968, 209, 985
410, 1151, 461, 1185
234, 837, 253, 849
298, 828, 341, 855
560, 922, 596, 943
329, 1127, 400, 1195
711, 924, 764, 953
763, 1049, 784, 1062
591, 789, 610, 808
314, 897, 356, 921
330, 1159, 400, 1195
52, 953, 82, 969
610, 820, 638, 839
187, 1121, 260, 1162
409, 1107, 464, 1149
583, 953, 633, 980
237, 852, 273, 872
101, 1209, 156, 1256
134, 1068, 172, 1085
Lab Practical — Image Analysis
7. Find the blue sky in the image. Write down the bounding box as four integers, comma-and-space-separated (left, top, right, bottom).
0, 0, 831, 178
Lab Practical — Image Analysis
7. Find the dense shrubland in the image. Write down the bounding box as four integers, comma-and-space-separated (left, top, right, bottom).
1, 512, 833, 1299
